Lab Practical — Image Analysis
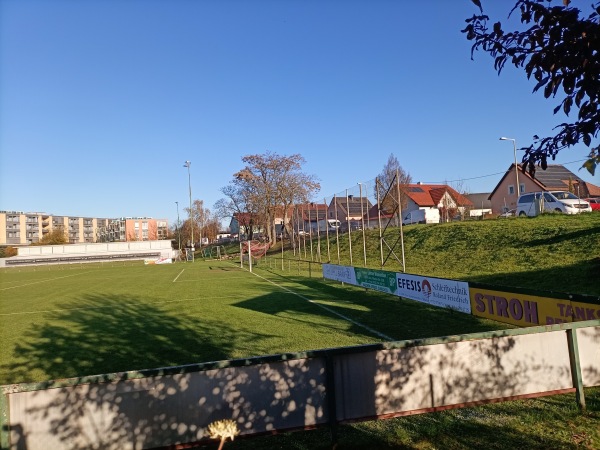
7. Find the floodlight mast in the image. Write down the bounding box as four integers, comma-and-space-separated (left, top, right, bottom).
499, 137, 520, 197
183, 161, 193, 251
175, 201, 181, 251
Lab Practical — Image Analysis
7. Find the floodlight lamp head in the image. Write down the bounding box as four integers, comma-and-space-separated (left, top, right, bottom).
499, 137, 513, 141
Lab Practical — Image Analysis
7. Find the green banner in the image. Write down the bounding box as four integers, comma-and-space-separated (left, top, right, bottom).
354, 267, 398, 294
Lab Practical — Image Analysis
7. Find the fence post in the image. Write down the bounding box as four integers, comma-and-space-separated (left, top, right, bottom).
325, 355, 338, 446
566, 328, 586, 410
0, 388, 9, 449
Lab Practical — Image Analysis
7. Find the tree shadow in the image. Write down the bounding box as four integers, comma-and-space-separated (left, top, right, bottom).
2, 278, 592, 450
1, 294, 233, 384
467, 260, 600, 298
243, 268, 514, 341
2, 293, 331, 449
521, 225, 600, 249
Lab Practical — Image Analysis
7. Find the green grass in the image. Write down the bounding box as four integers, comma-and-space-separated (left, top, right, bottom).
1, 214, 599, 449
271, 213, 600, 296
0, 260, 510, 385
225, 389, 600, 449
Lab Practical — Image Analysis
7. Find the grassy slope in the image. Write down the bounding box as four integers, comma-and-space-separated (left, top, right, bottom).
270, 213, 600, 296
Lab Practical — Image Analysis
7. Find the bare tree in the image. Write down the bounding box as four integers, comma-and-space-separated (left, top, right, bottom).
377, 154, 412, 214
183, 199, 213, 246
215, 184, 260, 238
232, 152, 320, 243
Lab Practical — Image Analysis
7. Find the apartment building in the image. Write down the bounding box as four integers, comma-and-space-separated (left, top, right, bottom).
0, 211, 168, 246
96, 218, 169, 242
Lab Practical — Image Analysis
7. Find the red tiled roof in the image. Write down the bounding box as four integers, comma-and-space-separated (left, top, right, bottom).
584, 181, 600, 197
402, 184, 473, 207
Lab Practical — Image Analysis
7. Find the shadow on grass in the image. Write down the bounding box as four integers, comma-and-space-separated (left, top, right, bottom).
1, 294, 233, 384
522, 224, 600, 248
225, 388, 600, 450
1, 293, 331, 449
467, 259, 600, 298
245, 267, 514, 341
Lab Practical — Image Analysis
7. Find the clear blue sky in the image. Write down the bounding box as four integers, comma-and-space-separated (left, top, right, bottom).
1, 0, 597, 226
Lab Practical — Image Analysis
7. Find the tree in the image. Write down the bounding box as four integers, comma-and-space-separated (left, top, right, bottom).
463, 0, 600, 175
215, 184, 262, 239
227, 152, 320, 243
36, 226, 68, 245
184, 199, 216, 246
377, 154, 412, 215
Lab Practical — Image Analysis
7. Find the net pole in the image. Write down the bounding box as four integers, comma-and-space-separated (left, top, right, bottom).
324, 197, 331, 263
346, 189, 353, 266
396, 169, 406, 273
334, 195, 340, 264
248, 240, 253, 273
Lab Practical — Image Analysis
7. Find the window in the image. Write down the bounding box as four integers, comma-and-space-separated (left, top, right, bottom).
519, 183, 526, 194
508, 185, 515, 195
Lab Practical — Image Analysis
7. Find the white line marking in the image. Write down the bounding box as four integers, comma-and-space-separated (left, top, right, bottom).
248, 270, 394, 341
0, 272, 93, 291
172, 269, 185, 283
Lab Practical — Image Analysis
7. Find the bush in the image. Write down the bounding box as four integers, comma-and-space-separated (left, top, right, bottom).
0, 246, 18, 258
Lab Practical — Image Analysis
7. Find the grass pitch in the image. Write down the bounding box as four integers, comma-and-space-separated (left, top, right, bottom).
0, 259, 508, 385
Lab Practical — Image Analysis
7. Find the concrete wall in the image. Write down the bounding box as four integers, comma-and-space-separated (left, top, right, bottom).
2, 322, 598, 450
17, 240, 172, 256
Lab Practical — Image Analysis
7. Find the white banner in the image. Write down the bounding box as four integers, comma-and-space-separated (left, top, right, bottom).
396, 273, 471, 313
322, 264, 357, 284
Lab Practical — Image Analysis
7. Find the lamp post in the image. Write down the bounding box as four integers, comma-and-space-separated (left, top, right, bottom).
499, 137, 520, 197
175, 201, 181, 251
183, 161, 194, 251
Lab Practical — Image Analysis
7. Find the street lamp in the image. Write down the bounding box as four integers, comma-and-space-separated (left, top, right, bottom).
499, 137, 520, 196
183, 161, 194, 251
175, 201, 181, 251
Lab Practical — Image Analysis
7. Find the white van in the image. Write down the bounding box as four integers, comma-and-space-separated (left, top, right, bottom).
516, 191, 591, 217
402, 209, 440, 225
317, 219, 341, 233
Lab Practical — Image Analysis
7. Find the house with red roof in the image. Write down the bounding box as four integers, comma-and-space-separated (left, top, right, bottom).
400, 184, 473, 222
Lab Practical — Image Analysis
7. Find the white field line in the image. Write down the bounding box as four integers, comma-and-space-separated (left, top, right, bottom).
174, 277, 255, 282
0, 272, 93, 291
0, 295, 247, 316
248, 270, 394, 342
172, 269, 250, 283
172, 269, 185, 283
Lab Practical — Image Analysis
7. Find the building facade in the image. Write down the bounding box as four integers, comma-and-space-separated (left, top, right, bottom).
0, 211, 168, 246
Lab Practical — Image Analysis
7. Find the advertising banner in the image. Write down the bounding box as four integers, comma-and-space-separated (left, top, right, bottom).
322, 264, 357, 285
323, 264, 471, 314
144, 257, 173, 265
396, 273, 471, 313
354, 267, 398, 294
470, 287, 600, 326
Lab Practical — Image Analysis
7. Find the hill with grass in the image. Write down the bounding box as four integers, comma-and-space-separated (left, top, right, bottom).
262, 213, 600, 296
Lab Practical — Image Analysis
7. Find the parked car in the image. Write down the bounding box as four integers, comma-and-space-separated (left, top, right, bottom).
584, 198, 600, 211
402, 209, 440, 225
516, 191, 592, 217
498, 209, 515, 218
